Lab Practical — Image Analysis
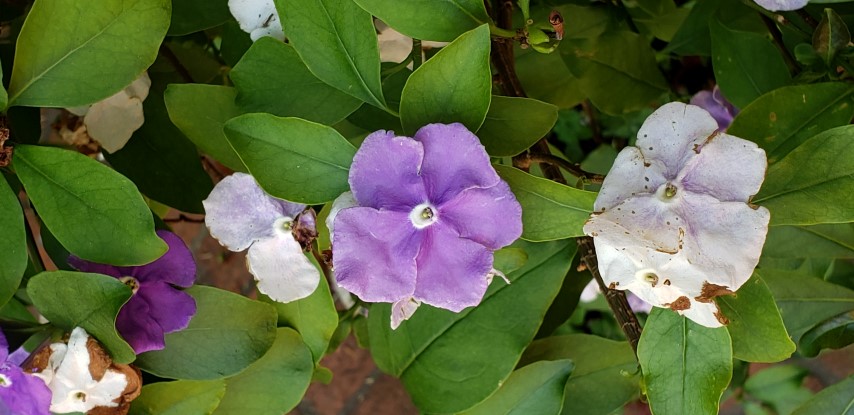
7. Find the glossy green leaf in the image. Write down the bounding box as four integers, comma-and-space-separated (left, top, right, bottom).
799, 312, 854, 357
230, 38, 361, 125
515, 47, 585, 110
163, 84, 246, 172
727, 83, 854, 163
352, 0, 489, 42
367, 240, 575, 413
638, 308, 732, 415
744, 365, 813, 415
495, 165, 597, 241
104, 75, 213, 214
814, 8, 850, 67
0, 61, 6, 110
460, 360, 573, 415
762, 223, 854, 259
212, 328, 314, 415
135, 286, 278, 380
791, 374, 854, 415
560, 30, 668, 115
262, 258, 338, 364
12, 145, 166, 265
276, 0, 385, 109
477, 96, 559, 157
717, 274, 795, 362
710, 18, 791, 108
169, 0, 230, 35
400, 24, 491, 134
520, 335, 639, 415
754, 126, 854, 226
27, 271, 135, 364
761, 269, 854, 343
347, 68, 408, 132
536, 255, 590, 338
8, 0, 170, 107
666, 0, 730, 56
223, 113, 355, 204
129, 380, 225, 415
0, 175, 25, 308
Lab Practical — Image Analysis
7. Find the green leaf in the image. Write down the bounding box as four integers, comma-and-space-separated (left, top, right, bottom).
12, 145, 166, 265
347, 67, 408, 132
814, 8, 851, 67
762, 223, 854, 259
638, 308, 732, 415
212, 328, 314, 415
744, 365, 813, 415
129, 380, 226, 415
761, 269, 854, 343
495, 165, 597, 241
799, 312, 854, 357
135, 286, 278, 380
169, 0, 231, 36
560, 30, 668, 115
276, 0, 385, 109
163, 84, 246, 172
710, 18, 791, 108
717, 274, 795, 362
104, 75, 213, 214
352, 0, 489, 42
791, 374, 854, 415
666, 0, 728, 56
367, 240, 575, 413
8, 0, 170, 107
476, 96, 559, 157
460, 360, 573, 415
0, 60, 7, 110
230, 38, 361, 125
223, 113, 355, 204
727, 83, 854, 164
520, 334, 639, 415
515, 47, 585, 110
753, 126, 854, 226
262, 259, 338, 364
0, 175, 26, 308
399, 24, 491, 134
27, 271, 135, 364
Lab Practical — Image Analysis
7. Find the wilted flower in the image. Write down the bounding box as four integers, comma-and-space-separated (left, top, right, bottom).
329, 123, 522, 328
690, 85, 738, 131
229, 0, 285, 41
0, 330, 51, 415
753, 0, 808, 11
203, 172, 320, 303
583, 102, 770, 327
69, 231, 197, 354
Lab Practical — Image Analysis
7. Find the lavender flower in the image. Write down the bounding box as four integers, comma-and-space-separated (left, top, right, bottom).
69, 230, 197, 354
0, 330, 51, 415
753, 0, 808, 12
690, 85, 738, 131
203, 172, 320, 303
329, 123, 522, 328
583, 102, 770, 327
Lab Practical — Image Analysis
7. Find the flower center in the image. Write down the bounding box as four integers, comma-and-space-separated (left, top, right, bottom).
71, 390, 87, 402
409, 203, 438, 229
656, 182, 680, 202
636, 269, 660, 287
119, 276, 140, 295
0, 373, 11, 387
273, 217, 295, 236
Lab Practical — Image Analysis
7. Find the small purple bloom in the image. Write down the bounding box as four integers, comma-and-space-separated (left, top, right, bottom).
331, 123, 522, 324
69, 230, 197, 354
0, 330, 51, 415
690, 86, 738, 131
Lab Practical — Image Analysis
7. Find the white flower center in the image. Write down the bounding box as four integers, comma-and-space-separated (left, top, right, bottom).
656, 182, 680, 202
273, 216, 295, 236
119, 276, 140, 295
635, 268, 660, 287
0, 373, 11, 387
70, 390, 87, 403
409, 203, 438, 229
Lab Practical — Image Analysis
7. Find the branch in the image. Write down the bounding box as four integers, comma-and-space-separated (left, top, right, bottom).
159, 44, 195, 84
760, 13, 799, 75
523, 153, 604, 184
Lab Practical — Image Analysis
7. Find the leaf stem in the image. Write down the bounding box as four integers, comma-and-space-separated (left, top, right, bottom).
614, 0, 640, 34
760, 13, 800, 75
523, 153, 604, 184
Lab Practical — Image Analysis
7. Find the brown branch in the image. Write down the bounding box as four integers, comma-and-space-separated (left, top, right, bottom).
796, 9, 819, 29
760, 14, 799, 75
523, 153, 604, 184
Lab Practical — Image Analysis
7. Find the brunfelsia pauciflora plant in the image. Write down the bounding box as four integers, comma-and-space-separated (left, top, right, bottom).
0, 0, 853, 414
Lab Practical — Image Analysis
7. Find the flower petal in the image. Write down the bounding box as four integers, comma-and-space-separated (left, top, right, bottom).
326, 191, 359, 244
83, 369, 127, 408
593, 146, 667, 211
752, 0, 808, 12
413, 223, 493, 312
390, 297, 421, 330
636, 102, 719, 178
132, 230, 196, 287
333, 207, 421, 303
116, 294, 166, 354
678, 133, 767, 202
136, 282, 196, 334
414, 123, 500, 204
228, 0, 284, 41
679, 301, 725, 328
689, 87, 737, 130
438, 180, 522, 250
246, 234, 320, 303
348, 130, 427, 210
203, 172, 295, 252
0, 365, 52, 415
585, 194, 685, 254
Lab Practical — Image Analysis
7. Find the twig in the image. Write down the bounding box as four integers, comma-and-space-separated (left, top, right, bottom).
578, 236, 643, 354
524, 153, 604, 184
159, 44, 195, 84
614, 0, 640, 34
411, 38, 423, 70
796, 9, 818, 29
760, 14, 799, 75
163, 214, 205, 223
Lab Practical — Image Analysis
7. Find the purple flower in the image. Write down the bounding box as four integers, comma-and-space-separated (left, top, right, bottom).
752, 0, 808, 12
690, 86, 738, 131
0, 330, 51, 415
69, 230, 197, 354
330, 123, 522, 327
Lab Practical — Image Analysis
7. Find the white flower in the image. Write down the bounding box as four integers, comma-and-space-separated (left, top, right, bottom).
203, 173, 320, 302
752, 0, 808, 12
228, 0, 285, 42
583, 102, 770, 327
35, 328, 127, 414
66, 73, 150, 153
